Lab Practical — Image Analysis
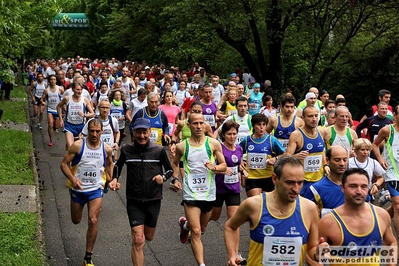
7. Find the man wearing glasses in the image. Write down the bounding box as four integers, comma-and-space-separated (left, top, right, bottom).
324, 106, 358, 157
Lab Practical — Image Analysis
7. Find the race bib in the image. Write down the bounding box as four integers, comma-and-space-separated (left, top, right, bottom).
49, 98, 58, 104
150, 130, 159, 143
250, 103, 259, 111
79, 168, 100, 184
224, 166, 239, 184
101, 137, 111, 145
263, 236, 302, 265
236, 133, 248, 145
69, 105, 82, 122
204, 114, 215, 127
187, 173, 209, 192
278, 139, 289, 149
111, 112, 122, 120
393, 145, 399, 162
248, 153, 267, 169
304, 154, 322, 172
228, 110, 237, 116
168, 123, 174, 135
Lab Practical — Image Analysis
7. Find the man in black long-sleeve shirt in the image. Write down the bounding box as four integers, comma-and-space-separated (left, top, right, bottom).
109, 118, 181, 266
356, 102, 392, 158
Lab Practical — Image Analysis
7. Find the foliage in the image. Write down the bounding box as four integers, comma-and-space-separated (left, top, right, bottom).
0, 212, 44, 266
0, 129, 34, 185
79, 0, 398, 95
18, 0, 399, 109
0, 0, 60, 72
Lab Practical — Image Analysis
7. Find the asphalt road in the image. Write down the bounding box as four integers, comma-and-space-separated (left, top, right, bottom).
31, 102, 250, 266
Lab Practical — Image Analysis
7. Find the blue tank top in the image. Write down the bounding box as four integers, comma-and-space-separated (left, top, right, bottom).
248, 193, 309, 265
250, 193, 308, 243
298, 128, 325, 183
330, 204, 382, 246
244, 134, 274, 178
298, 128, 324, 153
142, 108, 163, 145
274, 115, 296, 140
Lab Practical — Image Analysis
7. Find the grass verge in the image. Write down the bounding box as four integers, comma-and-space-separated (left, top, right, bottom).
0, 100, 27, 123
0, 212, 44, 266
0, 129, 34, 185
0, 84, 45, 265
0, 84, 28, 123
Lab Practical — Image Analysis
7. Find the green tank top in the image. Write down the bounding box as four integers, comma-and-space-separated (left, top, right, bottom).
181, 120, 191, 141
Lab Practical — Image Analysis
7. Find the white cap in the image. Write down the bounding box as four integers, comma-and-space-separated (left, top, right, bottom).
305, 92, 316, 100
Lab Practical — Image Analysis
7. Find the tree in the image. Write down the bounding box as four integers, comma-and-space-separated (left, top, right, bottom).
0, 0, 60, 80
47, 0, 399, 100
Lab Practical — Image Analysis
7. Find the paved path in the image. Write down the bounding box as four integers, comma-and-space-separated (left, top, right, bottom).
30, 100, 250, 266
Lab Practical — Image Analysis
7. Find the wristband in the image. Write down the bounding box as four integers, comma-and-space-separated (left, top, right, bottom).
373, 183, 380, 190
170, 177, 178, 184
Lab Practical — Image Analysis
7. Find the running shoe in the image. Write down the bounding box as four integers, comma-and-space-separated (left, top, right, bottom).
37, 123, 42, 130
178, 216, 189, 243
48, 141, 54, 147
55, 129, 59, 133
82, 259, 94, 266
236, 252, 247, 265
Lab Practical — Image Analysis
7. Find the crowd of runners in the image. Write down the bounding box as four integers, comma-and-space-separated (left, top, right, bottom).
25, 57, 399, 266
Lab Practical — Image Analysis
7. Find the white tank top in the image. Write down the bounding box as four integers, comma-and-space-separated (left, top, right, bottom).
182, 137, 216, 201
100, 116, 115, 146
66, 96, 85, 124
175, 90, 188, 107
120, 78, 132, 100
110, 102, 125, 129
47, 86, 61, 112
73, 139, 105, 191
34, 82, 46, 98
131, 98, 148, 117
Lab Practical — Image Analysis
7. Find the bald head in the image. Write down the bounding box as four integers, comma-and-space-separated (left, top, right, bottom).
228, 81, 236, 87
309, 87, 319, 97
326, 145, 348, 176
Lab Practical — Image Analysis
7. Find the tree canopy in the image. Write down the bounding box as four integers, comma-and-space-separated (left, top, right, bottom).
0, 0, 61, 81
11, 0, 399, 118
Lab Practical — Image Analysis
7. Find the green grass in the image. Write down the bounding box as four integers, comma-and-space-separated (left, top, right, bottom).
9, 84, 29, 98
0, 84, 28, 123
0, 129, 34, 184
0, 84, 45, 266
0, 212, 45, 266
0, 100, 27, 123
